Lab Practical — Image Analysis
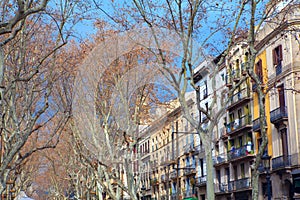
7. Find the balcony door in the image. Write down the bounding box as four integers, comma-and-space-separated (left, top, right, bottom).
281, 128, 289, 163
278, 85, 285, 110
278, 85, 289, 160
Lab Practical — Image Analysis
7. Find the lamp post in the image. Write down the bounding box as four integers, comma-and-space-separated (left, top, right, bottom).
141, 185, 146, 200
172, 124, 199, 200
262, 153, 271, 200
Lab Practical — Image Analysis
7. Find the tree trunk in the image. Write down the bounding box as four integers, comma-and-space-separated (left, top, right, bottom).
204, 140, 215, 200
251, 171, 259, 200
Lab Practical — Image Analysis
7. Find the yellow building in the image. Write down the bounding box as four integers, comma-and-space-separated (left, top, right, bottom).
254, 1, 300, 199
252, 49, 272, 155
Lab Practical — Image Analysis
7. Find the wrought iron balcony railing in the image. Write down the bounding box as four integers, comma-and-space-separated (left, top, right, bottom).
226, 115, 252, 135
215, 183, 229, 193
195, 175, 207, 186
271, 153, 300, 170
233, 68, 240, 82
214, 152, 228, 165
150, 177, 159, 186
183, 169, 196, 176
252, 118, 260, 132
161, 174, 168, 182
170, 170, 178, 179
228, 144, 254, 161
252, 117, 267, 132
183, 143, 195, 154
194, 144, 205, 155
270, 106, 288, 124
182, 189, 196, 198
233, 177, 251, 190
241, 62, 247, 75
229, 87, 250, 107
276, 62, 282, 76
217, 178, 251, 192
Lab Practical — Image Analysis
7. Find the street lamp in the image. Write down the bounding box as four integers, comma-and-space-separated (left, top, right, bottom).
141, 185, 146, 200
171, 124, 199, 200
261, 153, 271, 200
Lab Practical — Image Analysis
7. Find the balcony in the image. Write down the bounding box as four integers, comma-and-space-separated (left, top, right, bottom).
241, 63, 247, 75
184, 143, 195, 155
161, 174, 168, 182
226, 115, 252, 136
194, 144, 205, 155
227, 87, 251, 111
195, 175, 207, 186
226, 74, 233, 88
233, 68, 240, 82
219, 127, 228, 140
151, 160, 158, 169
150, 178, 159, 186
214, 152, 228, 166
183, 164, 196, 176
215, 183, 230, 194
252, 118, 260, 132
270, 107, 288, 126
171, 193, 180, 200
230, 177, 252, 191
170, 170, 178, 180
272, 153, 299, 171
215, 179, 250, 193
276, 62, 282, 76
228, 144, 254, 162
252, 117, 267, 132
183, 189, 196, 198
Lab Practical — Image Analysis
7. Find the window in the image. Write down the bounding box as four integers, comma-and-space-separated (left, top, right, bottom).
221, 73, 225, 81
236, 59, 240, 69
203, 80, 208, 99
273, 45, 283, 75
229, 139, 234, 150
233, 165, 238, 180
185, 119, 188, 131
238, 136, 243, 147
238, 108, 242, 119
215, 144, 219, 155
229, 64, 233, 75
229, 113, 235, 122
216, 169, 221, 184
225, 167, 230, 183
199, 159, 204, 176
241, 163, 245, 178
278, 85, 285, 108
255, 59, 263, 83
272, 45, 283, 66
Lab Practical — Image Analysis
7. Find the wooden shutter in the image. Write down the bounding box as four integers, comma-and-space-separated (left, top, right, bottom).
278, 85, 285, 108
272, 45, 283, 65
256, 59, 263, 82
278, 45, 283, 61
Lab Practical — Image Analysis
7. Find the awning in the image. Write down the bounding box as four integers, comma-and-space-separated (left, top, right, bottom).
183, 197, 198, 200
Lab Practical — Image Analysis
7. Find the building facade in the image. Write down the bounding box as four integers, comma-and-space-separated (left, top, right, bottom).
137, 1, 300, 200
